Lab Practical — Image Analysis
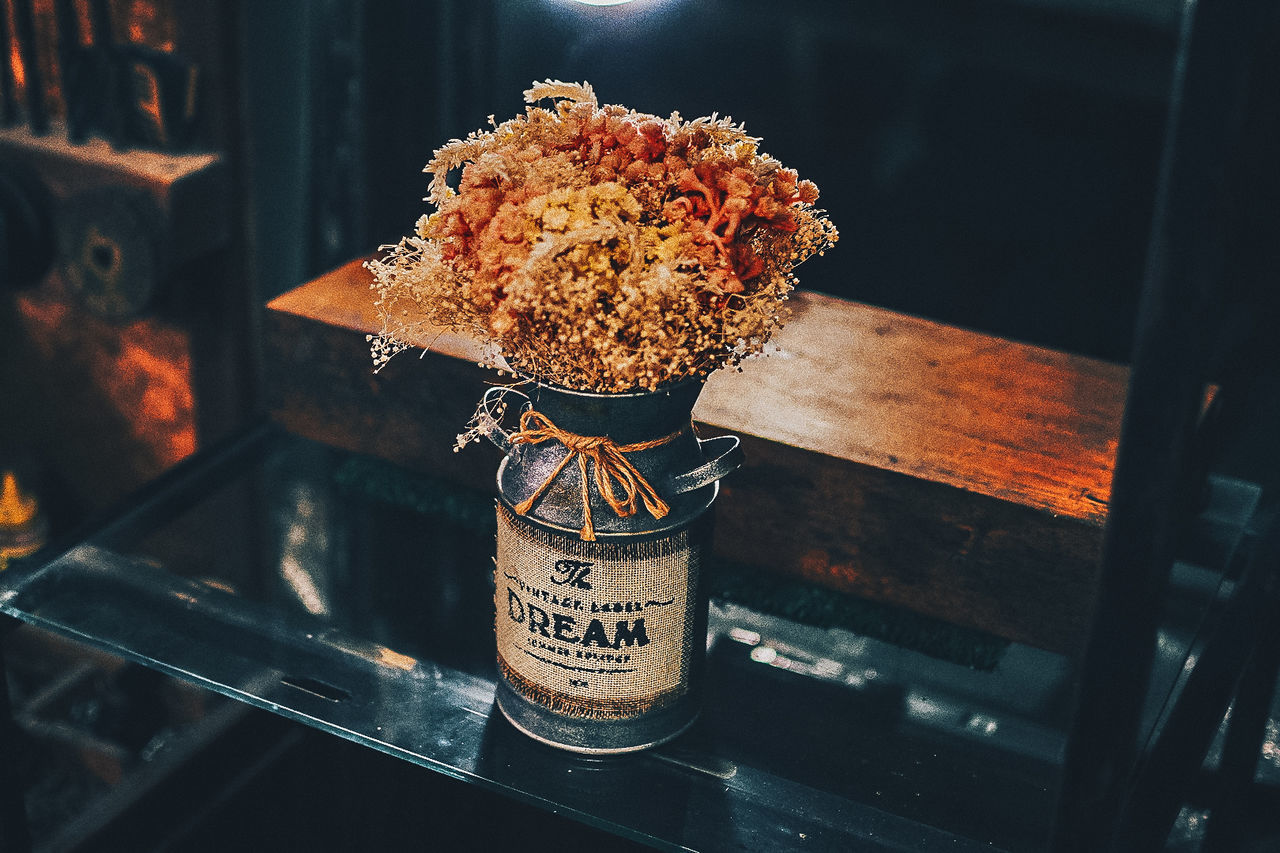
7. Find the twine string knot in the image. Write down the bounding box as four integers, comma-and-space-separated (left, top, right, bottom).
510, 409, 678, 541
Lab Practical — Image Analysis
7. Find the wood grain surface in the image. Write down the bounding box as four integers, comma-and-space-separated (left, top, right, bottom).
267, 259, 1129, 655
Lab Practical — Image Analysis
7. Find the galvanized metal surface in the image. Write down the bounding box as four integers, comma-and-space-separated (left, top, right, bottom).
494, 673, 702, 756
481, 379, 739, 752
482, 380, 741, 538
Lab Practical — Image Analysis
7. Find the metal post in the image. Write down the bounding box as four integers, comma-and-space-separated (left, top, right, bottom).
0, 616, 32, 853
1051, 0, 1275, 849
1202, 628, 1280, 852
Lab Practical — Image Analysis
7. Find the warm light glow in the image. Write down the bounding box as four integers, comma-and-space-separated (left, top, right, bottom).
0, 471, 45, 567
126, 0, 177, 51
5, 0, 25, 91
0, 473, 38, 527
374, 647, 418, 672
16, 289, 197, 470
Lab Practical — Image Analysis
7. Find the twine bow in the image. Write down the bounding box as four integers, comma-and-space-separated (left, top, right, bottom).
510, 409, 679, 541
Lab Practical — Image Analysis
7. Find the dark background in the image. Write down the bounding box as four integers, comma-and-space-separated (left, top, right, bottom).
264, 0, 1178, 365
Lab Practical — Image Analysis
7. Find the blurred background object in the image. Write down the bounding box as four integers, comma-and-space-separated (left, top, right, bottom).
1, 0, 243, 536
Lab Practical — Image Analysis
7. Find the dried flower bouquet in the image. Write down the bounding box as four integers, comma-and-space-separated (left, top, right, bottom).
367, 80, 837, 393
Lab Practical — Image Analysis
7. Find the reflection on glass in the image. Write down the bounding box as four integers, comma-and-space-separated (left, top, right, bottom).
0, 431, 1082, 850
276, 481, 332, 617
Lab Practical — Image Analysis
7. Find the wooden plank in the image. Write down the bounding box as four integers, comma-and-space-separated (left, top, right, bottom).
698, 292, 1123, 527
266, 259, 1127, 655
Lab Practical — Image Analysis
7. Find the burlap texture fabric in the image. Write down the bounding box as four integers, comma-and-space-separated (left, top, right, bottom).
494, 503, 700, 720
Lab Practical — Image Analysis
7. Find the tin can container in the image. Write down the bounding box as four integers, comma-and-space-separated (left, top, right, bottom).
477, 379, 741, 753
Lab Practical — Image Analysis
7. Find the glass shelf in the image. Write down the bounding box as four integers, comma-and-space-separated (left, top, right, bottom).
1, 424, 1080, 851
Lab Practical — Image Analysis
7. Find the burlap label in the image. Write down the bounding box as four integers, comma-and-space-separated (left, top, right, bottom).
495, 504, 698, 720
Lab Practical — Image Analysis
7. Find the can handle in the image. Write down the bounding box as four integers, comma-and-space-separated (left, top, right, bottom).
478, 385, 532, 453
668, 435, 743, 495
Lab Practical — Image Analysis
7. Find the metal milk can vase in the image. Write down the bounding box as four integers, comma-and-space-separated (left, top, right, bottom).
476, 378, 742, 753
